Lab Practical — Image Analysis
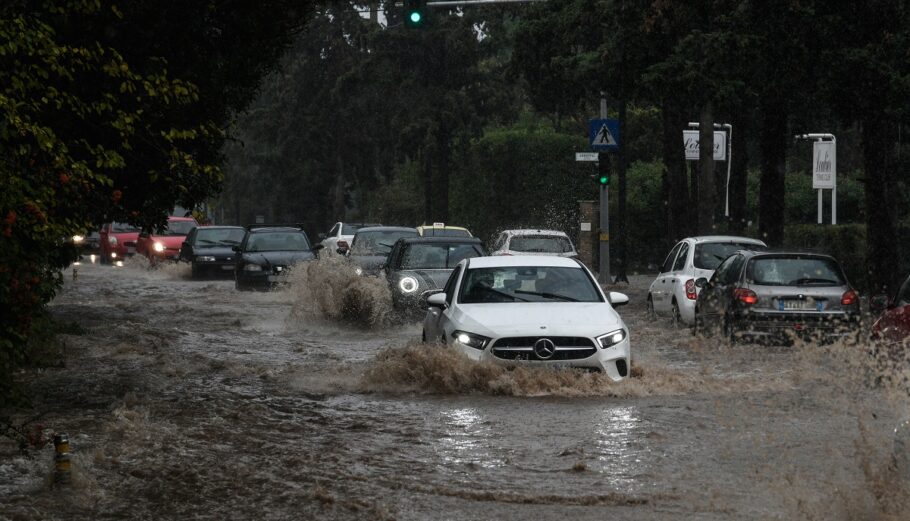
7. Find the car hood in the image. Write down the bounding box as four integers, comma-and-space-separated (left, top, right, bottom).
150, 235, 188, 248
350, 254, 387, 273
194, 246, 235, 256
242, 251, 315, 265
454, 302, 624, 338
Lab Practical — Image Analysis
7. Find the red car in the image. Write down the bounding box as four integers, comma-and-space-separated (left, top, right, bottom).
136, 216, 198, 263
99, 222, 141, 264
871, 275, 910, 343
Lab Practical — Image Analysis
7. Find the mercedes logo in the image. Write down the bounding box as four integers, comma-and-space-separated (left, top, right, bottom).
533, 338, 556, 360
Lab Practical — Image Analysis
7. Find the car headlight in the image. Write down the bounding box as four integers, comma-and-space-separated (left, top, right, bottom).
355, 267, 363, 276
243, 264, 263, 272
153, 242, 165, 252
398, 276, 418, 294
108, 236, 118, 245
72, 235, 84, 243
452, 330, 490, 350
597, 329, 627, 349
198, 256, 216, 262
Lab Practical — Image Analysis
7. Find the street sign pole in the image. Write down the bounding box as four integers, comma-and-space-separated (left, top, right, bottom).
598, 93, 610, 284
796, 133, 836, 225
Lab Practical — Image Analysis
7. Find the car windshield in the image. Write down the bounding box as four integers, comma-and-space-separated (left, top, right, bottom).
341, 223, 378, 235
111, 222, 140, 233
458, 266, 601, 303
155, 220, 197, 236
509, 235, 573, 253
399, 243, 481, 269
694, 242, 763, 270
246, 232, 310, 252
351, 230, 417, 255
747, 257, 845, 286
195, 228, 246, 247
421, 228, 470, 237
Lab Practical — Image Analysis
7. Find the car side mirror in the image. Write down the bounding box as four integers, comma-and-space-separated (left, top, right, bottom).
231, 246, 241, 253
695, 277, 708, 289
181, 241, 188, 248
427, 292, 447, 308
608, 291, 629, 307
312, 244, 325, 252
139, 232, 149, 238
870, 293, 890, 313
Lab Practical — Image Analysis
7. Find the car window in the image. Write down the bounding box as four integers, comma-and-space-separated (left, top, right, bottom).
246, 232, 310, 252
710, 255, 737, 284
350, 230, 417, 255
492, 233, 506, 251
329, 223, 340, 236
694, 242, 763, 270
508, 235, 573, 253
156, 220, 197, 236
458, 266, 602, 303
897, 277, 910, 306
195, 228, 246, 246
661, 243, 683, 274
422, 228, 470, 237
112, 222, 140, 233
747, 256, 845, 286
444, 265, 462, 306
342, 223, 374, 235
672, 242, 690, 272
723, 254, 745, 285
400, 243, 483, 269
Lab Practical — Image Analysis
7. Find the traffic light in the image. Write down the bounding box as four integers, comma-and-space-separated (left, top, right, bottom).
404, 0, 426, 27
597, 152, 610, 185
598, 174, 610, 185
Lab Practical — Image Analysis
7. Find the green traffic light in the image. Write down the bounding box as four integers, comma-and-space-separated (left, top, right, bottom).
409, 11, 422, 23
599, 175, 609, 184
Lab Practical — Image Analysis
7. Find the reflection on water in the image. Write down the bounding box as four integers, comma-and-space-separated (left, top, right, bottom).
593, 406, 645, 487
437, 407, 504, 469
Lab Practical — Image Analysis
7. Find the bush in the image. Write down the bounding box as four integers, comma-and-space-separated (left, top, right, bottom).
784, 224, 867, 289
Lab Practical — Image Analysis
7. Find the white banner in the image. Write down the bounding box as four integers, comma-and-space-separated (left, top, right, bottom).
683, 130, 727, 161
812, 141, 836, 189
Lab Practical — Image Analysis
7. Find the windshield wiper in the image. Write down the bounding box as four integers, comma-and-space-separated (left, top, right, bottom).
513, 289, 578, 302
197, 239, 218, 245
476, 287, 527, 302
789, 277, 838, 285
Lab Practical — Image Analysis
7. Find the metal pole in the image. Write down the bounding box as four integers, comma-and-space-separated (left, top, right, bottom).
598, 92, 611, 284
724, 124, 732, 217
817, 189, 823, 224
831, 135, 837, 225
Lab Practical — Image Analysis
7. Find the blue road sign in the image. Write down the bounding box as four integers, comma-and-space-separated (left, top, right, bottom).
589, 119, 620, 151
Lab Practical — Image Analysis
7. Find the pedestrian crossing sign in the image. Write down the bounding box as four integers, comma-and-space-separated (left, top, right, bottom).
589, 119, 620, 151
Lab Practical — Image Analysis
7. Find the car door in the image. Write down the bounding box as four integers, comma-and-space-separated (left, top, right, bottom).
179, 228, 197, 261
698, 254, 741, 327
425, 264, 461, 342
653, 242, 683, 313
666, 241, 690, 305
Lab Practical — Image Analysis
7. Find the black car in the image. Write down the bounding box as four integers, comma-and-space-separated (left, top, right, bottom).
179, 226, 246, 278
233, 226, 322, 291
345, 226, 418, 276
383, 236, 486, 312
694, 250, 860, 343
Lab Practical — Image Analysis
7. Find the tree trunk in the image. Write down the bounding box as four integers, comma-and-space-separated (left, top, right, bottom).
729, 114, 751, 234
615, 98, 628, 282
862, 117, 899, 293
758, 106, 786, 246
698, 102, 716, 234
661, 102, 689, 244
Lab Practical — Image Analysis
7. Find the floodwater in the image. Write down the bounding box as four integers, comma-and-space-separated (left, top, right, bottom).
2, 258, 909, 520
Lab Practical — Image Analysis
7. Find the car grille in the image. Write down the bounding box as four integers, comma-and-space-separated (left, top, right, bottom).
491, 336, 596, 361
124, 241, 136, 247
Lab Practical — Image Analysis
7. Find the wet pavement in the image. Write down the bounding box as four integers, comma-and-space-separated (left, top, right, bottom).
1, 259, 909, 520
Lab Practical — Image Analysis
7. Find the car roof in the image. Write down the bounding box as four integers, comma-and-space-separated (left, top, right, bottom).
746, 250, 836, 260
687, 235, 766, 245
355, 226, 417, 233
167, 216, 197, 222
197, 225, 244, 230
249, 227, 305, 233
466, 255, 581, 268
500, 229, 568, 237
399, 237, 482, 245
417, 225, 469, 231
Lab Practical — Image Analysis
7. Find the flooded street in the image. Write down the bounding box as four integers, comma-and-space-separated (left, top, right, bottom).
2, 260, 909, 520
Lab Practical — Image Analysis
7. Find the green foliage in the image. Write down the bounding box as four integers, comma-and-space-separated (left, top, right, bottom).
783, 224, 867, 290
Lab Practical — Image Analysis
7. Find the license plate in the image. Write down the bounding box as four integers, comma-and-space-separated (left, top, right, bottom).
779, 299, 815, 311
127, 246, 136, 254
221, 265, 234, 270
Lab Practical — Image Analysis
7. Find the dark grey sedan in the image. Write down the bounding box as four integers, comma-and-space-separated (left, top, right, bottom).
694, 251, 860, 343
383, 236, 486, 312
180, 226, 246, 278
345, 226, 418, 276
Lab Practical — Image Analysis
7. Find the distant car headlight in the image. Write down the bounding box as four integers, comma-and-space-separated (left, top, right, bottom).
355, 267, 363, 276
398, 276, 418, 294
108, 236, 118, 245
597, 329, 627, 349
72, 235, 84, 243
153, 242, 165, 252
452, 330, 490, 350
243, 264, 263, 272
198, 256, 216, 262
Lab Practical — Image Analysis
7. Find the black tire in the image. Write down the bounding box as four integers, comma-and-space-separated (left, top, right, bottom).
722, 314, 736, 344
646, 294, 656, 320
421, 329, 427, 343
191, 263, 200, 279
671, 299, 682, 329
693, 307, 704, 337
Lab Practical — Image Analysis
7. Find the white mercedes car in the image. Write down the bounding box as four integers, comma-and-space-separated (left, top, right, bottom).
422, 256, 631, 380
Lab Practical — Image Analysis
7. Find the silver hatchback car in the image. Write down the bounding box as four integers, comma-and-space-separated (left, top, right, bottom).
694, 251, 860, 343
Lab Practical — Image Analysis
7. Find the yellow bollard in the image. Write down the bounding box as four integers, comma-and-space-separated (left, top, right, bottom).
53, 433, 71, 485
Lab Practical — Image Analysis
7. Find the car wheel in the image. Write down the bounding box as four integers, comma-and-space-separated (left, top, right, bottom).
722, 315, 736, 344
191, 264, 200, 279
671, 300, 682, 328
421, 329, 427, 343
693, 307, 703, 337
646, 294, 656, 319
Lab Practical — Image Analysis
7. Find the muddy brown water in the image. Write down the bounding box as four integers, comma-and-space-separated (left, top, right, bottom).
1, 259, 909, 520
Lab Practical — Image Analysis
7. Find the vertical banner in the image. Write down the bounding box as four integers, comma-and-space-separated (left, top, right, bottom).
812, 141, 836, 189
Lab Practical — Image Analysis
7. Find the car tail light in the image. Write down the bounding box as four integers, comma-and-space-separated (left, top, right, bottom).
841, 289, 858, 306
337, 240, 349, 249
685, 279, 697, 300
734, 288, 758, 305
